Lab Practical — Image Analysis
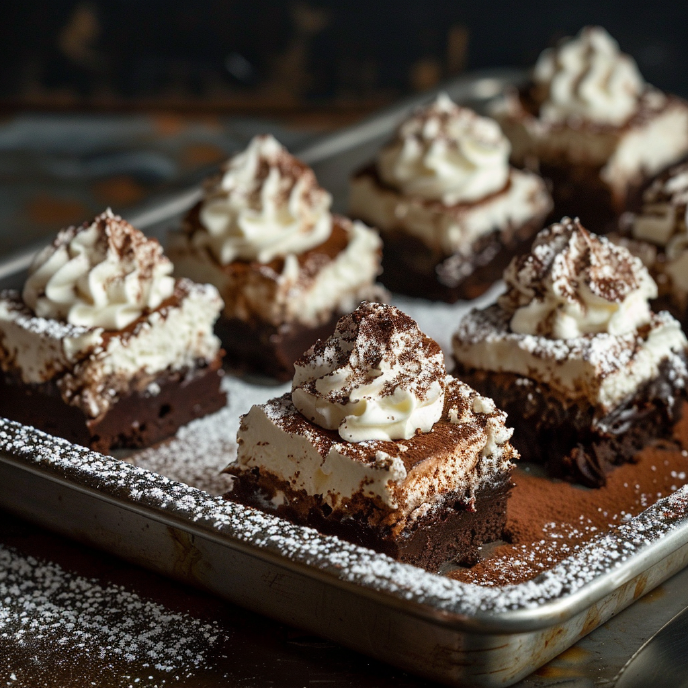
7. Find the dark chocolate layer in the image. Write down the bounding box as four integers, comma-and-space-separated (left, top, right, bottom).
455, 361, 685, 487
217, 312, 342, 382
0, 356, 226, 452
228, 473, 512, 572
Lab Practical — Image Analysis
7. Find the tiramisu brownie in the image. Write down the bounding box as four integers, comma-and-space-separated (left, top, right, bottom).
349, 94, 552, 302
0, 209, 226, 452
623, 162, 688, 325
168, 135, 386, 381
492, 26, 688, 234
227, 302, 519, 571
453, 217, 688, 487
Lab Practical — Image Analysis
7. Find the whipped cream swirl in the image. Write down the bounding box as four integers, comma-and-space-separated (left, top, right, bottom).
499, 217, 657, 339
292, 302, 446, 442
533, 26, 644, 126
23, 209, 175, 330
196, 135, 332, 265
377, 93, 511, 205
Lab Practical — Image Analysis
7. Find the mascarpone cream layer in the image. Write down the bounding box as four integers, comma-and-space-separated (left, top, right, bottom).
233, 377, 515, 517
169, 218, 384, 328
0, 279, 223, 417
453, 306, 688, 412
349, 168, 551, 255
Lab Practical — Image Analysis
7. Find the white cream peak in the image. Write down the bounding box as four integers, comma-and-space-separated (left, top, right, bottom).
500, 217, 657, 339
533, 26, 644, 126
292, 302, 446, 442
23, 209, 175, 331
196, 134, 333, 265
377, 93, 511, 204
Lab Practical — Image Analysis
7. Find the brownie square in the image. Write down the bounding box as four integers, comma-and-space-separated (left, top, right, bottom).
225, 378, 518, 571
453, 305, 688, 487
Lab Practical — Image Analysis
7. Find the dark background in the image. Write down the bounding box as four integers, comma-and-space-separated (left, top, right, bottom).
2, 0, 688, 113
1, 1, 687, 256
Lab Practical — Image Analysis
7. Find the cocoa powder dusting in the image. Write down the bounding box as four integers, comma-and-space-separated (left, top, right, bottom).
450, 402, 688, 586
294, 302, 445, 405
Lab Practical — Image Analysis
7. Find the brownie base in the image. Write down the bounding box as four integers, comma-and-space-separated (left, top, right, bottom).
227, 473, 512, 572
538, 157, 688, 237
538, 161, 623, 236
377, 215, 546, 303
217, 312, 342, 382
455, 363, 684, 487
0, 356, 226, 453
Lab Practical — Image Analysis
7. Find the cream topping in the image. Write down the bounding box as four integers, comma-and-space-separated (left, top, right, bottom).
533, 26, 644, 126
292, 302, 446, 442
195, 135, 332, 265
499, 218, 657, 338
22, 209, 175, 331
453, 306, 687, 412
1, 280, 223, 417
377, 93, 510, 204
633, 162, 688, 248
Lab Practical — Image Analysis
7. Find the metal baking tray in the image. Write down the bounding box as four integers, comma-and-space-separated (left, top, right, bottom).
3, 68, 688, 687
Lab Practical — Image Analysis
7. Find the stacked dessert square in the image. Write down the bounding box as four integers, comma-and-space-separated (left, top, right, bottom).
228, 303, 518, 570
350, 94, 552, 301
169, 135, 387, 380
453, 218, 688, 486
0, 209, 226, 451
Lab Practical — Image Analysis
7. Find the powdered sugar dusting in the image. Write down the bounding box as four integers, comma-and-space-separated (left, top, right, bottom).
131, 375, 289, 495
0, 545, 224, 679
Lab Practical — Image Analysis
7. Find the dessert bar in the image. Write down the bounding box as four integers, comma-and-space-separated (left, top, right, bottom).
452, 217, 688, 486
492, 27, 688, 234
349, 94, 551, 302
169, 135, 386, 380
0, 210, 226, 451
227, 302, 518, 571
